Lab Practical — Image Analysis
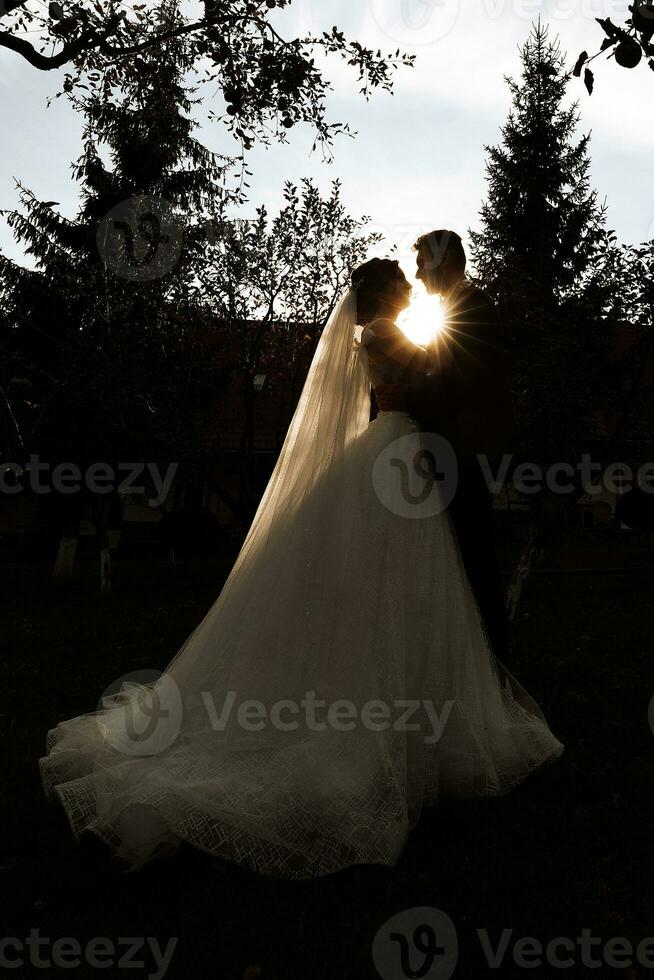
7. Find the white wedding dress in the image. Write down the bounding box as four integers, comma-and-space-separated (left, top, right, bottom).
40, 290, 563, 879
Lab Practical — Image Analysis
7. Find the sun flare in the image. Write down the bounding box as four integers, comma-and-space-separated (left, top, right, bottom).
397, 287, 445, 347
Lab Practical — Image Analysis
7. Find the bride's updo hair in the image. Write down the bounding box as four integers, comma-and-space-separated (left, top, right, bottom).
351, 257, 403, 325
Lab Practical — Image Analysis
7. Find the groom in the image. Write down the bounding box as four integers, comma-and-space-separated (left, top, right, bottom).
376, 230, 515, 663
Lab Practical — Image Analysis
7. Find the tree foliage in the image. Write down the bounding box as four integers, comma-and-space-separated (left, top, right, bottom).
0, 3, 383, 539
593, 240, 654, 453
0, 0, 413, 157
0, 2, 227, 470
199, 178, 381, 516
470, 21, 611, 462
574, 1, 654, 93
471, 21, 654, 616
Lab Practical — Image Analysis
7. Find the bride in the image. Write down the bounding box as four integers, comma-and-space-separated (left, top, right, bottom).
40, 258, 563, 878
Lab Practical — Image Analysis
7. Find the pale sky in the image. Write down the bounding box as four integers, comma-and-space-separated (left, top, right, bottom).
1, 0, 653, 277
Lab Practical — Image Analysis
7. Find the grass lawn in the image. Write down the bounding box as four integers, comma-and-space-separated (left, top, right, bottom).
1, 558, 653, 979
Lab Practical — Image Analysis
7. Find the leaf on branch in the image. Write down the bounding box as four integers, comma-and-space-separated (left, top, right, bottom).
573, 51, 588, 77
51, 17, 79, 37
584, 68, 594, 94
596, 17, 618, 38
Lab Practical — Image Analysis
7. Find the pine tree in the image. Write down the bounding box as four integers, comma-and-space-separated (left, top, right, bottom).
0, 0, 386, 578
0, 0, 228, 585
469, 21, 624, 619
469, 19, 618, 465
470, 19, 607, 317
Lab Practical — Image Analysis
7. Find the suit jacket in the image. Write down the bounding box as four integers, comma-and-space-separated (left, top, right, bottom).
408, 281, 515, 466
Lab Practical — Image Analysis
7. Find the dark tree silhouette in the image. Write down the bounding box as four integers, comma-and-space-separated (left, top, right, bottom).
471, 22, 607, 315
0, 2, 387, 584
200, 179, 381, 520
0, 1, 228, 589
470, 22, 621, 617
0, 0, 413, 156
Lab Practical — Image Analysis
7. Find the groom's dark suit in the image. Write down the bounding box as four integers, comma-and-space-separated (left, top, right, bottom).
408, 280, 515, 662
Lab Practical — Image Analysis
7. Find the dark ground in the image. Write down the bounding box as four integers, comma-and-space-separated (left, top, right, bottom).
2, 554, 654, 979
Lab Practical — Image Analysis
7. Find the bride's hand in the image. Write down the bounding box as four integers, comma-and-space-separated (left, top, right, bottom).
366, 319, 432, 376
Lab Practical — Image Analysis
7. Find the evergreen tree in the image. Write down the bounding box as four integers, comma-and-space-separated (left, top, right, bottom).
0, 0, 228, 585
0, 0, 386, 581
470, 19, 607, 316
470, 21, 623, 618
469, 21, 616, 463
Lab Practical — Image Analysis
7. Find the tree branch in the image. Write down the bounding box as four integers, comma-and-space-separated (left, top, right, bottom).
0, 1, 30, 19
0, 13, 123, 71
0, 9, 271, 71
100, 20, 205, 59
0, 29, 90, 69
